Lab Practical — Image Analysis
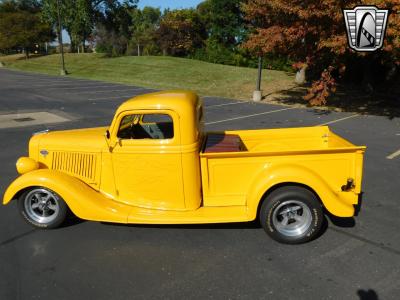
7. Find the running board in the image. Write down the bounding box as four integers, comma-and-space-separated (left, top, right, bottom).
127, 206, 252, 224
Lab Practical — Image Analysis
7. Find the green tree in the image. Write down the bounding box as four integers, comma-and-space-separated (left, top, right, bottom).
42, 0, 94, 52
41, 0, 137, 53
69, 0, 93, 53
0, 0, 54, 58
194, 0, 248, 66
157, 9, 206, 56
129, 6, 161, 56
93, 0, 137, 56
198, 0, 246, 47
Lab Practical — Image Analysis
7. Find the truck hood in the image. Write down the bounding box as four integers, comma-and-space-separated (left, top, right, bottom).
35, 126, 108, 151
27, 127, 108, 187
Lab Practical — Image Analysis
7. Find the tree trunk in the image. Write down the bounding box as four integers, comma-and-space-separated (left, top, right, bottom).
68, 31, 77, 53
363, 61, 374, 93
386, 64, 397, 81
25, 48, 29, 60
137, 43, 140, 56
295, 64, 308, 84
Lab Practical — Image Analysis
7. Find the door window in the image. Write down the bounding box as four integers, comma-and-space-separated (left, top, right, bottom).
117, 113, 174, 140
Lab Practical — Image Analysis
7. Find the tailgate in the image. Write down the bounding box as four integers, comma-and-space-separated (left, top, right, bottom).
328, 131, 366, 194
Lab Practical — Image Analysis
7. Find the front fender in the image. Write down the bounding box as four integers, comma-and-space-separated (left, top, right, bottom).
246, 164, 356, 219
3, 169, 131, 223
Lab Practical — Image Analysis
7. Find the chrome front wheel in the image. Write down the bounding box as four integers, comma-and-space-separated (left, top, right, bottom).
18, 187, 67, 229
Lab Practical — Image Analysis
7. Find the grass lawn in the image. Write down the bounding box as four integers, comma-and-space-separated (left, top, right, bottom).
1, 53, 295, 100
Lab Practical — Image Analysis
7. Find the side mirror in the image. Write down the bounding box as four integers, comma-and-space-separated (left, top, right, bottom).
105, 130, 110, 139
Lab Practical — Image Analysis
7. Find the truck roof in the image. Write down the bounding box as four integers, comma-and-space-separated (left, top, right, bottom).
116, 90, 199, 115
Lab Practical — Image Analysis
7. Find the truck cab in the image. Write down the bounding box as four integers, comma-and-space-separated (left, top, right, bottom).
105, 90, 203, 211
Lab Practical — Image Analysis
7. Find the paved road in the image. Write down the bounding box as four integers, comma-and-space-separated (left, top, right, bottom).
0, 68, 399, 300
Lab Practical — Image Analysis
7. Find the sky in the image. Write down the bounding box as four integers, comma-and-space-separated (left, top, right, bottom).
138, 0, 202, 10
62, 0, 203, 43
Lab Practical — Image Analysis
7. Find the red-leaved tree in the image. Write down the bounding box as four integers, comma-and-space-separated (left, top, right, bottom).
242, 0, 400, 105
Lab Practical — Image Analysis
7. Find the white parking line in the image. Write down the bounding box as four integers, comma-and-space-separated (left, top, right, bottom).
317, 114, 360, 126
7, 78, 92, 84
88, 94, 138, 100
205, 107, 296, 125
45, 84, 121, 90
206, 102, 247, 108
6, 78, 59, 83
9, 82, 111, 89
387, 149, 400, 160
65, 88, 143, 94
0, 70, 91, 82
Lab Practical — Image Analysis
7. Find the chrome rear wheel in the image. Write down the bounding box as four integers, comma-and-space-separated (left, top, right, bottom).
272, 200, 312, 237
260, 186, 323, 244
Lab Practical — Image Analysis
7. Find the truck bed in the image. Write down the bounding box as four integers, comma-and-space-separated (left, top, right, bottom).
202, 126, 364, 156
199, 126, 366, 209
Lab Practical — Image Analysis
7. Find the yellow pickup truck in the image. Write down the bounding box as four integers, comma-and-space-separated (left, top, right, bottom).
3, 90, 366, 244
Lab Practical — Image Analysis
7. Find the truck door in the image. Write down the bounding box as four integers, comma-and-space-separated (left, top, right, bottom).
111, 109, 185, 210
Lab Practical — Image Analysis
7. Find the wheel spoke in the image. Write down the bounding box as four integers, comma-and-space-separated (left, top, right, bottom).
279, 205, 302, 216
291, 205, 302, 212
294, 214, 304, 223
31, 203, 39, 209
47, 204, 57, 211
279, 208, 291, 215
281, 216, 289, 226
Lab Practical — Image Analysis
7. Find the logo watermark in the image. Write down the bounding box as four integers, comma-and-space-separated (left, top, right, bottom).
343, 6, 389, 52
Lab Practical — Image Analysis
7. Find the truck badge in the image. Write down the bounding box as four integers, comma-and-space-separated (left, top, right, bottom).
40, 149, 49, 157
343, 6, 389, 52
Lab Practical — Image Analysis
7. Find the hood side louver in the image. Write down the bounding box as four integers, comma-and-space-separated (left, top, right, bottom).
52, 151, 98, 183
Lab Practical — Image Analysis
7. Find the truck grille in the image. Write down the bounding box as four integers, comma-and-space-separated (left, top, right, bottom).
51, 151, 98, 182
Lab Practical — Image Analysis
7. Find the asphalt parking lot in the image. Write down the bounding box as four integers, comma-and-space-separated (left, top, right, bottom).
0, 68, 399, 300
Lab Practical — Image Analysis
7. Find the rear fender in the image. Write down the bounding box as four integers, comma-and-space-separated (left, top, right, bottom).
3, 169, 131, 223
246, 164, 355, 219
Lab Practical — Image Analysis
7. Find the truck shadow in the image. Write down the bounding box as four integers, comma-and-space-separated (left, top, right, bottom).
321, 192, 362, 229
355, 192, 364, 216
325, 212, 356, 228
60, 213, 86, 228
71, 212, 351, 243
104, 220, 331, 244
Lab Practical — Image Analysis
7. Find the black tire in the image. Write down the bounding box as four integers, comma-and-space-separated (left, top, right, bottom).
18, 187, 68, 229
260, 186, 323, 244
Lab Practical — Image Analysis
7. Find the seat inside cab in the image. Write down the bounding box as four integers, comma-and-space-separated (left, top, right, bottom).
203, 133, 247, 153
